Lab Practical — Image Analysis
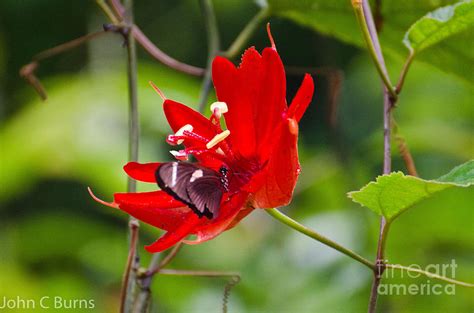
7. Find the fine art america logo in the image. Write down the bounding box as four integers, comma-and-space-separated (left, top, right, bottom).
378, 259, 458, 296
0, 296, 95, 310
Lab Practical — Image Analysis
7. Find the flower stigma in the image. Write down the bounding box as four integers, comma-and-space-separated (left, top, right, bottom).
210, 101, 228, 119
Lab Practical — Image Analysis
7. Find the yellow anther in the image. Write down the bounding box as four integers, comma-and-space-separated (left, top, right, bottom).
210, 101, 228, 118
206, 130, 230, 149
175, 124, 193, 144
288, 118, 298, 135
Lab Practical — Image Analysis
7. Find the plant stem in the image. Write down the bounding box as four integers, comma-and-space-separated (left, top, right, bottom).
395, 52, 415, 94
33, 31, 107, 61
392, 119, 418, 176
198, 0, 221, 113
148, 242, 184, 276
133, 242, 184, 312
159, 269, 240, 278
223, 7, 270, 59
385, 264, 474, 288
266, 208, 374, 270
96, 0, 120, 24
124, 2, 139, 193
120, 220, 139, 313
353, 1, 398, 312
105, 0, 204, 76
120, 0, 140, 312
352, 0, 397, 101
158, 269, 240, 313
20, 31, 108, 100
131, 25, 205, 76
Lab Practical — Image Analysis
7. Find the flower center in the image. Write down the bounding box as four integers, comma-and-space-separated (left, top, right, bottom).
166, 102, 235, 162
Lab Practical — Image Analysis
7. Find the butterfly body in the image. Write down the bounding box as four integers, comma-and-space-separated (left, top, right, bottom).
155, 162, 229, 219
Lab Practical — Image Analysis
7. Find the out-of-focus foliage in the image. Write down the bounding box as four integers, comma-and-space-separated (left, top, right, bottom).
348, 161, 474, 221
266, 0, 474, 83
0, 0, 473, 312
403, 1, 474, 54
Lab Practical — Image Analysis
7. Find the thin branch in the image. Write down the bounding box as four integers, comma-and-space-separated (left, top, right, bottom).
108, 0, 125, 18
395, 52, 415, 94
148, 242, 184, 276
132, 26, 205, 76
392, 119, 418, 176
266, 208, 375, 270
374, 0, 383, 32
223, 7, 270, 59
96, 0, 120, 24
159, 269, 240, 278
353, 1, 397, 312
33, 31, 107, 61
124, 8, 140, 194
352, 0, 397, 101
198, 0, 221, 113
19, 63, 47, 100
20, 31, 107, 100
120, 0, 141, 312
106, 0, 205, 76
132, 217, 184, 312
158, 269, 241, 313
386, 264, 474, 288
120, 219, 140, 313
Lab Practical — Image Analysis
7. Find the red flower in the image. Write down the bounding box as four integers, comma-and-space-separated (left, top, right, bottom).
89, 27, 314, 253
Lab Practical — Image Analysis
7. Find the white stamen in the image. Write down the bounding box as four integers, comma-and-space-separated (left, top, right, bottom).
210, 102, 228, 118
206, 130, 230, 149
174, 124, 193, 144
190, 169, 203, 182
171, 162, 178, 187
170, 150, 188, 161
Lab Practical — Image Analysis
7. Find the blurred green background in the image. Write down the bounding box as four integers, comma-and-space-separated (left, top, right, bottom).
0, 0, 472, 312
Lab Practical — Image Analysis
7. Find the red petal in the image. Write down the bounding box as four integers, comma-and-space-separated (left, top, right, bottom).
184, 191, 249, 244
145, 213, 201, 253
252, 118, 300, 208
163, 99, 216, 140
114, 191, 190, 231
225, 206, 254, 231
287, 74, 314, 122
212, 47, 287, 162
123, 162, 161, 183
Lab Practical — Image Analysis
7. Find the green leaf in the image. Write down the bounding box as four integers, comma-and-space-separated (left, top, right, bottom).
266, 0, 474, 83
437, 159, 474, 185
403, 0, 474, 53
348, 160, 474, 221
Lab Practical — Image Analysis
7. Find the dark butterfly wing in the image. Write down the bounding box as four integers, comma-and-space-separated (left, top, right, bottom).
155, 162, 224, 219
187, 175, 224, 219
156, 162, 196, 205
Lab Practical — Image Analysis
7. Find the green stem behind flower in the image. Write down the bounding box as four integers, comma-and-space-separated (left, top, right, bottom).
386, 264, 474, 288
224, 7, 270, 60
352, 1, 397, 101
120, 0, 141, 312
266, 208, 375, 270
198, 0, 221, 113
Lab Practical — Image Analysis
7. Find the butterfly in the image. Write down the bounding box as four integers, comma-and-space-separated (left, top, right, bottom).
155, 162, 230, 219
